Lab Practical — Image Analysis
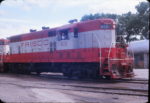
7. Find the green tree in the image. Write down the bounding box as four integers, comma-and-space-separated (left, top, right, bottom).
0, 0, 4, 4
117, 1, 149, 42
135, 1, 149, 39
80, 1, 149, 42
80, 13, 118, 21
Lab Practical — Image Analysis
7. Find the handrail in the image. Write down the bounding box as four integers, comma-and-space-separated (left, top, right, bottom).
128, 42, 135, 69
93, 33, 102, 68
0, 47, 4, 72
108, 42, 113, 71
0, 49, 4, 63
108, 42, 135, 71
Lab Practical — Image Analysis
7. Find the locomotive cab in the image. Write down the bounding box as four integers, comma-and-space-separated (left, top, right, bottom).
57, 24, 79, 51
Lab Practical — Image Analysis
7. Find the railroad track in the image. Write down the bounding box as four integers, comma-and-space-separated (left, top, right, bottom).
39, 73, 148, 85
57, 84, 148, 97
1, 73, 148, 85
123, 81, 148, 84
120, 79, 148, 84
0, 73, 148, 97
1, 80, 147, 97
37, 74, 148, 97
44, 87, 148, 97
30, 83, 148, 97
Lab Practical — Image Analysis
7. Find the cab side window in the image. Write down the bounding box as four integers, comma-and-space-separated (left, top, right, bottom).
61, 32, 68, 40
100, 24, 112, 29
58, 29, 69, 40
0, 41, 4, 45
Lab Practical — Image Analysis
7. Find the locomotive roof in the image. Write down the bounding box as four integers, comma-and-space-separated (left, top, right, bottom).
0, 39, 9, 42
8, 18, 115, 42
0, 39, 6, 42
0, 39, 9, 45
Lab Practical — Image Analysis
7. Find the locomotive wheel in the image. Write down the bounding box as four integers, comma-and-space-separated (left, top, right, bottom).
105, 76, 111, 80
72, 69, 82, 79
62, 65, 69, 76
62, 64, 72, 78
36, 68, 41, 75
9, 64, 18, 73
36, 71, 41, 75
3, 64, 9, 73
91, 66, 99, 79
23, 64, 31, 75
71, 65, 82, 79
84, 64, 99, 79
53, 63, 100, 79
86, 68, 94, 78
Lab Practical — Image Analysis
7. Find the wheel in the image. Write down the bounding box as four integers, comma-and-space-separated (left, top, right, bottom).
62, 65, 72, 78
105, 76, 111, 80
36, 71, 41, 75
72, 70, 82, 79
71, 65, 84, 79
36, 68, 41, 75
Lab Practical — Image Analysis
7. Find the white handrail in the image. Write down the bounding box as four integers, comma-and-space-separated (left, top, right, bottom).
108, 42, 113, 71
128, 42, 135, 69
93, 34, 102, 68
0, 46, 4, 72
0, 47, 4, 63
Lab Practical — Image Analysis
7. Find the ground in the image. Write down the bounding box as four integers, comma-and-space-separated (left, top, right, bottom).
134, 69, 149, 79
0, 69, 148, 103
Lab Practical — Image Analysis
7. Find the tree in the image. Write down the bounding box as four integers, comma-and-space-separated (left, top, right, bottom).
116, 12, 143, 42
0, 0, 4, 4
117, 1, 149, 42
136, 2, 149, 16
80, 13, 118, 21
135, 1, 149, 39
80, 1, 149, 42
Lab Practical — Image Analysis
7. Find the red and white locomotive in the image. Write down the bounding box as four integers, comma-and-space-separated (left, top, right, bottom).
0, 19, 134, 79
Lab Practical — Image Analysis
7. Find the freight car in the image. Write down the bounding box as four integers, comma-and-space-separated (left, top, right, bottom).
1, 19, 134, 79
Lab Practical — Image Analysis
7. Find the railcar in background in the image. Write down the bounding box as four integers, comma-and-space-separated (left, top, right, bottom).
2, 19, 134, 79
0, 39, 9, 72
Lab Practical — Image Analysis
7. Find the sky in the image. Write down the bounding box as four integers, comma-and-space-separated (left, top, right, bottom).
0, 0, 146, 38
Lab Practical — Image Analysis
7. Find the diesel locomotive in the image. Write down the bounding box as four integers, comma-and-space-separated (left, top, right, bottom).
0, 19, 134, 79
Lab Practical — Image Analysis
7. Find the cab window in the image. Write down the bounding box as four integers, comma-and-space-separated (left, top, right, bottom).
0, 41, 4, 45
58, 29, 69, 40
100, 24, 112, 29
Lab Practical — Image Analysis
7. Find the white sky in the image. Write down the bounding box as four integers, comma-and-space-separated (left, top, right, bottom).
0, 0, 147, 38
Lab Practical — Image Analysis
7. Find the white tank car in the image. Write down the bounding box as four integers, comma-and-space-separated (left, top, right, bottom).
127, 40, 149, 53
